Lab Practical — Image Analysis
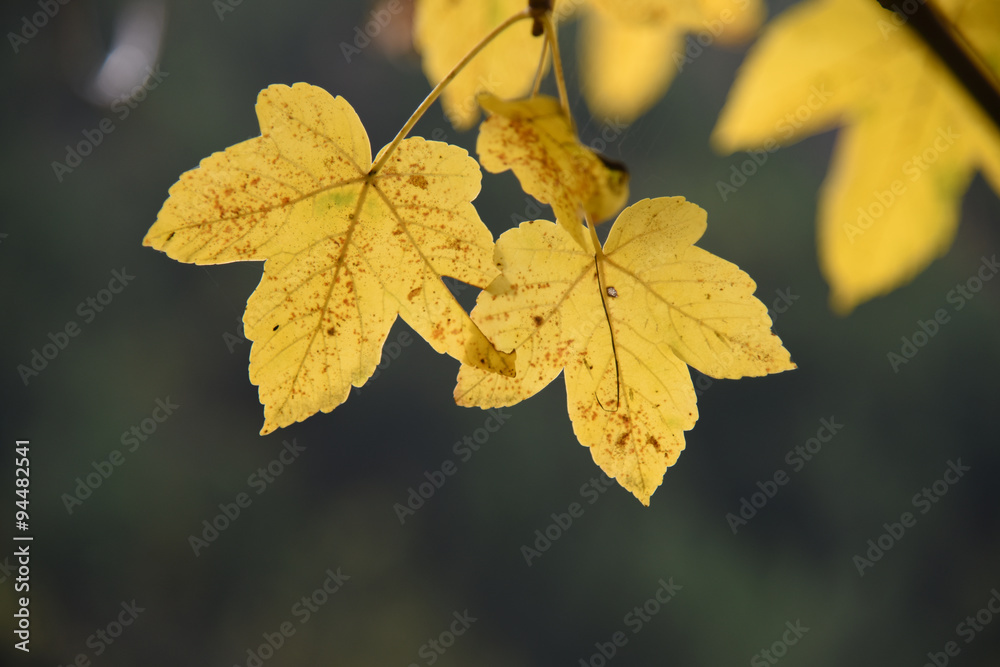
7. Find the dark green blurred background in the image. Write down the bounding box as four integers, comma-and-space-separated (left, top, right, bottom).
3, 0, 999, 665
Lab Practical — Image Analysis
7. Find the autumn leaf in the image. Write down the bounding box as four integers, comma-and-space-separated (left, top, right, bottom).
578, 0, 765, 122
144, 82, 514, 434
476, 93, 630, 249
455, 197, 794, 504
713, 0, 1000, 312
413, 0, 543, 130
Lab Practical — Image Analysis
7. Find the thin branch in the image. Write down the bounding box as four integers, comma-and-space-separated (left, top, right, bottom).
877, 0, 1000, 132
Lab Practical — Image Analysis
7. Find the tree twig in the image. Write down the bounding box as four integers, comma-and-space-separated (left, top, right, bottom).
877, 0, 1000, 132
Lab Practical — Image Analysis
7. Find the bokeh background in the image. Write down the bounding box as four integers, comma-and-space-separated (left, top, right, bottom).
2, 0, 999, 665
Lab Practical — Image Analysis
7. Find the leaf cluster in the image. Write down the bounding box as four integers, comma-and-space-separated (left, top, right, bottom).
144, 0, 1000, 502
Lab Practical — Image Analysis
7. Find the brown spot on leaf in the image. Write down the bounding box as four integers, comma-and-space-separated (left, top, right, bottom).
615, 432, 628, 449
533, 315, 543, 326
327, 326, 336, 335
408, 286, 422, 300
408, 174, 428, 189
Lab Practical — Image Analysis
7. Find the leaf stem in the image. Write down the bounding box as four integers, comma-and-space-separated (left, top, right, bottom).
585, 211, 604, 258
586, 213, 621, 412
371, 8, 534, 174
876, 0, 1000, 133
541, 13, 573, 124
530, 39, 550, 97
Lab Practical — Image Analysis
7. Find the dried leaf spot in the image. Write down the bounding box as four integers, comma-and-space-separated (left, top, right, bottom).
326, 326, 336, 335
532, 315, 543, 326
408, 286, 422, 300
408, 174, 429, 189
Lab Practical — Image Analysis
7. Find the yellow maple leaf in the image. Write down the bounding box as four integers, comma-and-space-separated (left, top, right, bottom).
578, 0, 765, 122
413, 0, 544, 130
476, 93, 630, 249
713, 0, 1000, 312
455, 197, 794, 504
144, 83, 514, 434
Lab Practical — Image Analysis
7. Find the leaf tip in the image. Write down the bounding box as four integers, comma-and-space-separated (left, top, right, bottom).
495, 349, 517, 378
829, 288, 860, 316
709, 121, 739, 156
